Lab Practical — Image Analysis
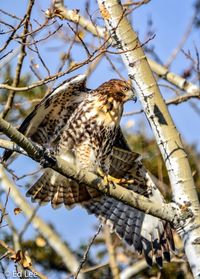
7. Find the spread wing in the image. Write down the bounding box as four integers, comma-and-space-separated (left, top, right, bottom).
2, 74, 88, 161
83, 129, 175, 267
4, 75, 174, 266
25, 124, 174, 266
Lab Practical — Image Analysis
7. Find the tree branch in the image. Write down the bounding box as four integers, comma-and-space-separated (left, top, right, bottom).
0, 1, 198, 98
104, 225, 120, 279
123, 90, 200, 116
0, 139, 27, 157
0, 46, 108, 92
49, 0, 199, 97
0, 117, 192, 226
1, 0, 35, 119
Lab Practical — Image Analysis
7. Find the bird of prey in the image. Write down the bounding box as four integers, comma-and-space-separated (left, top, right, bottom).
27, 78, 135, 207
2, 74, 174, 266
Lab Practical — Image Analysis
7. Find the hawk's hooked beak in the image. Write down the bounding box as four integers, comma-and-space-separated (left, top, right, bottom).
127, 87, 137, 103
131, 88, 137, 103
125, 87, 137, 102
133, 95, 137, 103
126, 80, 137, 102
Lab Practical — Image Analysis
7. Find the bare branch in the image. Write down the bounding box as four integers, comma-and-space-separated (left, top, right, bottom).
0, 117, 192, 225
74, 224, 102, 279
0, 45, 109, 92
165, 13, 196, 68
123, 90, 200, 116
0, 139, 27, 157
0, 188, 10, 227
120, 259, 147, 279
104, 225, 120, 279
48, 1, 199, 96
1, 0, 35, 119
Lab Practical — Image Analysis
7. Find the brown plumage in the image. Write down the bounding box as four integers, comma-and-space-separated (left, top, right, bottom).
27, 79, 135, 207
2, 74, 88, 161
56, 79, 135, 173
2, 75, 174, 266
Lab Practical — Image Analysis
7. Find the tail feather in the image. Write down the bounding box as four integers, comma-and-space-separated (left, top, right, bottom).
25, 139, 174, 267
161, 228, 171, 262
26, 169, 101, 208
84, 197, 173, 267
82, 159, 173, 266
152, 228, 163, 267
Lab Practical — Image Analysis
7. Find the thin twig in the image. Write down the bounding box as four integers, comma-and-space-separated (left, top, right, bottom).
74, 224, 102, 279
19, 205, 40, 239
49, 2, 199, 96
0, 167, 83, 276
0, 188, 10, 225
165, 13, 196, 68
1, 0, 35, 118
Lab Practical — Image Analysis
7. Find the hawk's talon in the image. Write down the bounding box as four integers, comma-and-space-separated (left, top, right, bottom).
97, 168, 127, 192
98, 168, 135, 188
118, 178, 135, 187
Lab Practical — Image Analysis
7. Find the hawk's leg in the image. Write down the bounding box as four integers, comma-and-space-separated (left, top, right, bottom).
107, 175, 135, 186
97, 168, 134, 192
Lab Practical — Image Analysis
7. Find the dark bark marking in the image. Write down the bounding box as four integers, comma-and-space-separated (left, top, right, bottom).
153, 104, 167, 125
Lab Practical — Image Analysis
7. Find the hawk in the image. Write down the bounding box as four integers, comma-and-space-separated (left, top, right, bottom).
2, 75, 174, 266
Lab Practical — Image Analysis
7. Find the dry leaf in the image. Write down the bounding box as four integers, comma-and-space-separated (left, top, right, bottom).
22, 251, 32, 268
14, 207, 22, 215
69, 61, 77, 68
125, 120, 135, 129
11, 250, 32, 268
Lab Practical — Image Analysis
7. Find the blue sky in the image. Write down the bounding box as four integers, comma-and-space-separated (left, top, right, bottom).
0, 0, 199, 269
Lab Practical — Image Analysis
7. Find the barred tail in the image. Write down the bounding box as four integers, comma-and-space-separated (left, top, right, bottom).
26, 169, 100, 208
83, 196, 174, 267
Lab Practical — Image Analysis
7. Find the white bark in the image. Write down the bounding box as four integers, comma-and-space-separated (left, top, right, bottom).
97, 1, 200, 278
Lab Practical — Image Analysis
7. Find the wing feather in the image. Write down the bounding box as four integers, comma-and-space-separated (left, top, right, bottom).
2, 74, 88, 161
83, 132, 174, 267
3, 75, 174, 267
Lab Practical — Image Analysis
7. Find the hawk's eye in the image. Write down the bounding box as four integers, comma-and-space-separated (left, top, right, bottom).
124, 87, 129, 91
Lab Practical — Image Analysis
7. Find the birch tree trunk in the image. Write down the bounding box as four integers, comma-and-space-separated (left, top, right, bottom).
97, 0, 200, 278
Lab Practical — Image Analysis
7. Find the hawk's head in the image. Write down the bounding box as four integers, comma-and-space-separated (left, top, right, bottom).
97, 79, 136, 103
